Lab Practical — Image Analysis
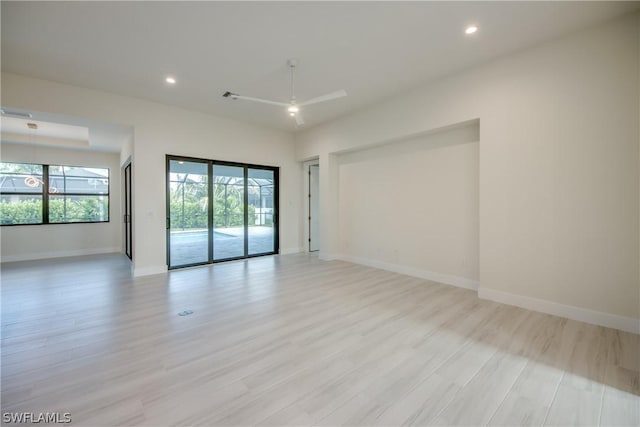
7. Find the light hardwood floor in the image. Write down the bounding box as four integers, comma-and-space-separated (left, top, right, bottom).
1, 253, 638, 426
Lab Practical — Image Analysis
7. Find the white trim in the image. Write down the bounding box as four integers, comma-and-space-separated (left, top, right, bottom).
478, 287, 640, 335
338, 254, 479, 291
280, 247, 303, 255
336, 254, 638, 333
0, 247, 120, 263
133, 264, 168, 277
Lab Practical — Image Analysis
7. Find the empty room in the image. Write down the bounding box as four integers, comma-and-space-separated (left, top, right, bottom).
1, 1, 638, 426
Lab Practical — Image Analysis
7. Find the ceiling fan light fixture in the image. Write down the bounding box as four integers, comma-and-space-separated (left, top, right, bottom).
222, 59, 347, 127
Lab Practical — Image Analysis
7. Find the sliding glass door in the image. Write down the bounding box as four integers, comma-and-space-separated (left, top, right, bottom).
166, 156, 278, 269
248, 168, 277, 256
213, 165, 245, 261
167, 159, 210, 268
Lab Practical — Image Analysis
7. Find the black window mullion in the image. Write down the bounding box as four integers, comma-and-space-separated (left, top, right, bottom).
208, 162, 214, 263
46, 192, 108, 197
274, 168, 279, 254
43, 165, 49, 224
243, 167, 249, 257
165, 156, 171, 267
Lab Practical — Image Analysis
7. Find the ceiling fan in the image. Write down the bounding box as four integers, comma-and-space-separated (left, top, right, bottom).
223, 59, 347, 126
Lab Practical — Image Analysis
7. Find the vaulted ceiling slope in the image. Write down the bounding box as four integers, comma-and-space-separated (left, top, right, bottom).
2, 1, 638, 131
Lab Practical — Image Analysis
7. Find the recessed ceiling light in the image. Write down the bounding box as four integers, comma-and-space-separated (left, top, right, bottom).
465, 25, 478, 35
165, 76, 176, 84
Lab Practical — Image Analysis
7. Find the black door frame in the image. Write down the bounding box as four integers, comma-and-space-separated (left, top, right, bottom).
124, 162, 132, 260
166, 154, 279, 269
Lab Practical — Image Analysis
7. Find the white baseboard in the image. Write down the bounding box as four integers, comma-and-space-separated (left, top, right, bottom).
280, 247, 303, 255
338, 254, 479, 291
335, 255, 638, 334
1, 247, 120, 263
479, 287, 640, 335
133, 265, 168, 277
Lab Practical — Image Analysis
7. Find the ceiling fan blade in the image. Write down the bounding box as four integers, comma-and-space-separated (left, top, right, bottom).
223, 92, 289, 107
294, 111, 305, 126
299, 89, 347, 107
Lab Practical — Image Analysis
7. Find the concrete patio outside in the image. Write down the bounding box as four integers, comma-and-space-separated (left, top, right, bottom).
168, 226, 275, 267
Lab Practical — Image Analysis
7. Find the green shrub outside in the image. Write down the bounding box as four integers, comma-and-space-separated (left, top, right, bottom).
0, 199, 42, 224
169, 180, 270, 230
0, 198, 108, 224
169, 200, 256, 229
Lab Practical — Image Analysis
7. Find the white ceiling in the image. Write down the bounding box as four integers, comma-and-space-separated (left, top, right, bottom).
2, 1, 638, 132
1, 116, 89, 141
1, 108, 132, 153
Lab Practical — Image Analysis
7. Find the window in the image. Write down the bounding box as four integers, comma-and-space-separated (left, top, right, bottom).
0, 162, 109, 225
0, 163, 44, 225
48, 165, 109, 223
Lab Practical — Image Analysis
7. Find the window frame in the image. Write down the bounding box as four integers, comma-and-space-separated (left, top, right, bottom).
0, 161, 110, 226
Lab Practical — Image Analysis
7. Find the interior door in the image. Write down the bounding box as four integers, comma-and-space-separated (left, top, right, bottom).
167, 159, 210, 268
309, 164, 319, 251
124, 163, 132, 260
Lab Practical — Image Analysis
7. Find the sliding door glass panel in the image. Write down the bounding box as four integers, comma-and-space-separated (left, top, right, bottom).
213, 165, 245, 260
168, 160, 209, 267
248, 168, 275, 255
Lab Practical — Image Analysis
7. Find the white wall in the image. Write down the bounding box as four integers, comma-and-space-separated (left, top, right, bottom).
0, 142, 122, 261
296, 13, 640, 331
338, 123, 479, 289
1, 73, 301, 275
